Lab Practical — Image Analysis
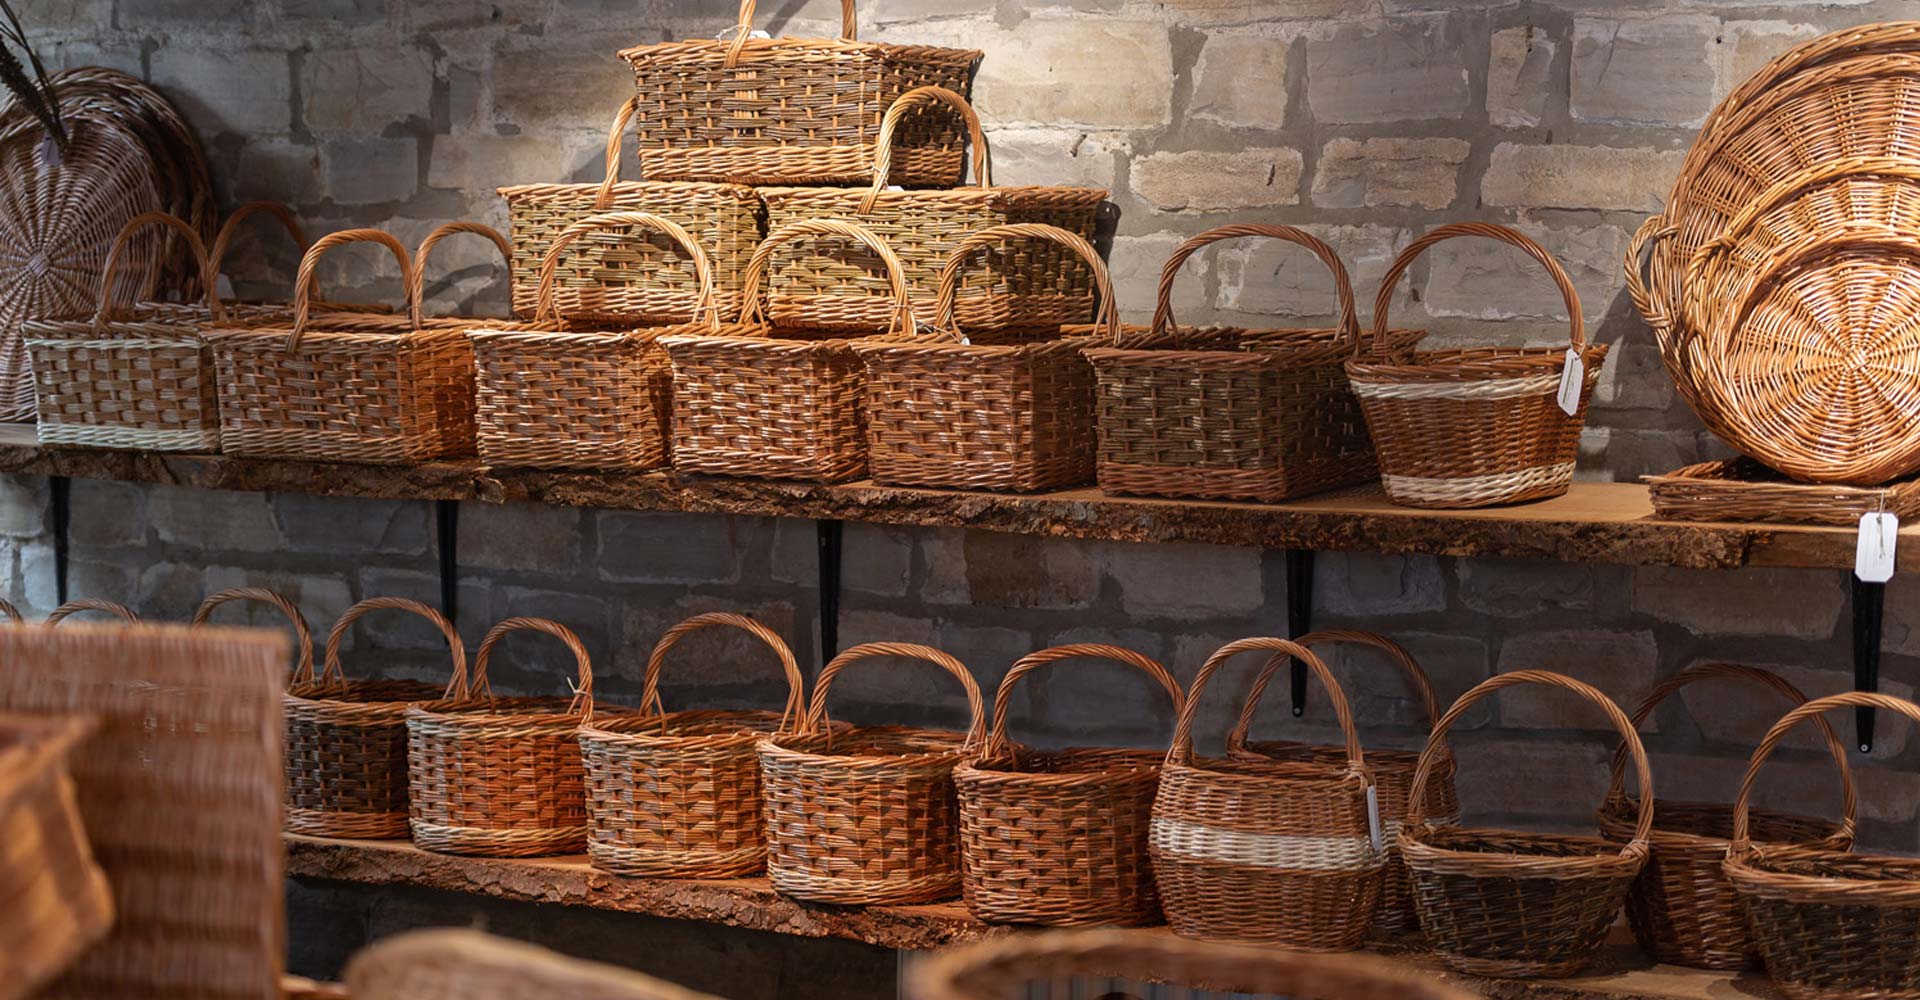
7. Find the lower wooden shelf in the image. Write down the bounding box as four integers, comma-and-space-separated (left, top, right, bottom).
284, 835, 1778, 1000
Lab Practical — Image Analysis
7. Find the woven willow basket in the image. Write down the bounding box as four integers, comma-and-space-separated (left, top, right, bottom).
579, 612, 802, 879
856, 223, 1111, 492
662, 219, 916, 482
0, 713, 112, 1000
618, 0, 982, 186
1349, 223, 1606, 509
44, 598, 139, 625
760, 641, 984, 904
1402, 670, 1651, 978
1225, 629, 1459, 933
407, 617, 592, 857
1596, 664, 1855, 971
1152, 637, 1385, 951
1726, 691, 1920, 1000
1647, 459, 1920, 526
498, 96, 760, 324
955, 643, 1183, 927
760, 86, 1106, 335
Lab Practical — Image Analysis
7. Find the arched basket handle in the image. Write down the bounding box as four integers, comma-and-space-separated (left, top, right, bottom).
209, 201, 311, 306
0, 598, 19, 624
191, 587, 315, 686
594, 97, 642, 209
412, 221, 512, 321
1167, 637, 1366, 777
1372, 222, 1584, 356
859, 86, 988, 212
638, 612, 804, 733
45, 598, 140, 626
1730, 691, 1920, 851
95, 212, 224, 326
738, 218, 918, 334
725, 0, 857, 66
324, 596, 470, 700
471, 617, 593, 721
1623, 214, 1677, 338
289, 229, 419, 351
803, 641, 984, 748
534, 211, 719, 330
983, 643, 1183, 759
1151, 224, 1356, 354
930, 222, 1117, 343
1226, 629, 1441, 753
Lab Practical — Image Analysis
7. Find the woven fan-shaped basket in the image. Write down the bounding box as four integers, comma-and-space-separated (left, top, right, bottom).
44, 598, 139, 625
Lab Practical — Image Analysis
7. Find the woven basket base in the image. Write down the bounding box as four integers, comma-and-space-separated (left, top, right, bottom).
587, 841, 765, 879
287, 807, 410, 840
1097, 459, 1375, 504
1154, 855, 1383, 951
1381, 461, 1576, 509
37, 424, 219, 452
965, 895, 1162, 929
410, 821, 587, 858
768, 867, 961, 906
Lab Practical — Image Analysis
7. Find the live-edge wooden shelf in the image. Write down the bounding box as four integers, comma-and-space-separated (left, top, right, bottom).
0, 424, 1901, 572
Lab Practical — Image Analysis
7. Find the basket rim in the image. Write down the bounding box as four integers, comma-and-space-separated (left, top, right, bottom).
1596, 794, 1849, 852
1725, 842, 1920, 904
497, 179, 759, 200
955, 746, 1162, 784
761, 723, 975, 769
618, 36, 983, 63
757, 183, 1108, 204
1400, 822, 1649, 877
404, 696, 585, 728
578, 707, 787, 748
1347, 343, 1610, 383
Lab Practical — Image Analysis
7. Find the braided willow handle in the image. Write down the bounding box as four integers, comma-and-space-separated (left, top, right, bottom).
803, 641, 985, 747
471, 617, 594, 719
1150, 225, 1357, 353
930, 222, 1118, 342
0, 598, 21, 623
1167, 637, 1365, 775
324, 597, 469, 700
725, 0, 857, 66
982, 643, 1182, 758
45, 598, 141, 625
191, 587, 316, 686
535, 211, 719, 329
1730, 691, 1919, 850
637, 612, 804, 732
1226, 630, 1441, 753
738, 218, 918, 333
289, 229, 419, 350
1372, 222, 1584, 353
859, 86, 989, 211
412, 221, 512, 320
1623, 215, 1677, 337
594, 97, 643, 208
95, 212, 225, 326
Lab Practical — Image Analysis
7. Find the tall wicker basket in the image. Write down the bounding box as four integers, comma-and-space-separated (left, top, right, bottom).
0, 713, 113, 1000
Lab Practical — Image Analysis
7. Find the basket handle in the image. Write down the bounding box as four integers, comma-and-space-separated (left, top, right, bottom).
190, 587, 316, 687
1166, 637, 1365, 776
1150, 225, 1357, 350
94, 212, 225, 327
288, 229, 419, 351
45, 598, 140, 625
1225, 629, 1441, 754
208, 201, 312, 304
323, 596, 470, 700
929, 223, 1118, 343
0, 598, 19, 623
1731, 691, 1920, 851
726, 0, 856, 66
859, 86, 989, 212
982, 643, 1183, 759
470, 616, 594, 721
1407, 670, 1652, 853
637, 612, 804, 733
1371, 222, 1584, 356
737, 218, 918, 334
593, 97, 642, 209
1623, 215, 1677, 338
801, 640, 985, 748
1694, 156, 1920, 264
413, 221, 512, 321
534, 211, 721, 330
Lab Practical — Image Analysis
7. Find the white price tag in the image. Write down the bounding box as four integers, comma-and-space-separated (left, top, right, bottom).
1556, 348, 1584, 417
1365, 785, 1383, 854
1857, 512, 1899, 583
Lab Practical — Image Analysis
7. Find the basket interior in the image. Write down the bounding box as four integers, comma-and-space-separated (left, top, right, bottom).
1349, 345, 1603, 383
589, 708, 787, 739
1746, 845, 1920, 883
287, 678, 447, 705
1417, 824, 1625, 861
971, 746, 1161, 777
773, 725, 970, 760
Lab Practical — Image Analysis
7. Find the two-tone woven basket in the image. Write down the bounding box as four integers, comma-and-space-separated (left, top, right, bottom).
1151, 637, 1386, 950
759, 641, 984, 904
618, 0, 981, 186
1349, 224, 1606, 509
0, 712, 113, 999
579, 612, 803, 878
955, 644, 1184, 927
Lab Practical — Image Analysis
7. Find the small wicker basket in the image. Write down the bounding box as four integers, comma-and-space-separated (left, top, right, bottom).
955, 643, 1183, 927
1647, 459, 1920, 526
1151, 637, 1386, 950
0, 713, 113, 1000
44, 598, 139, 625
759, 641, 983, 904
579, 612, 804, 878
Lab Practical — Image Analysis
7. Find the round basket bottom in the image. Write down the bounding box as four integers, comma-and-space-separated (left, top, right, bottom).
410, 821, 587, 858
587, 840, 765, 879
768, 866, 961, 906
1380, 461, 1576, 510
287, 807, 409, 840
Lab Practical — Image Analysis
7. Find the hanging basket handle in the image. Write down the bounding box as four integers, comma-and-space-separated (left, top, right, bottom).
1623, 214, 1677, 337
323, 596, 470, 700
594, 97, 643, 208
1151, 225, 1357, 352
191, 587, 315, 687
535, 211, 720, 330
738, 218, 918, 334
412, 221, 513, 321
470, 617, 594, 721
289, 229, 419, 351
859, 87, 989, 212
801, 641, 985, 748
637, 612, 805, 734
1226, 629, 1441, 754
1166, 637, 1365, 777
1731, 691, 1920, 851
1407, 670, 1651, 854
45, 598, 140, 626
94, 212, 225, 327
725, 0, 856, 66
982, 643, 1182, 759
1372, 222, 1584, 357
0, 598, 19, 624
931, 222, 1118, 343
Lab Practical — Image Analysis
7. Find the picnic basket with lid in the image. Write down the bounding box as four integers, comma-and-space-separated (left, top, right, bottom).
0, 713, 112, 1000
617, 0, 982, 186
1401, 670, 1652, 978
759, 641, 984, 904
1596, 663, 1855, 970
44, 598, 139, 625
1349, 223, 1606, 509
1151, 636, 1386, 950
955, 643, 1184, 927
579, 612, 804, 878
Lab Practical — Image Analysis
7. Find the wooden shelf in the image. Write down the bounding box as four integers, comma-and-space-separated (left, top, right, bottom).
285, 836, 1778, 1000
0, 424, 1900, 571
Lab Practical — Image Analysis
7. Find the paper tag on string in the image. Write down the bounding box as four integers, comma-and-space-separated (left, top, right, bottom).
1365, 785, 1383, 854
1857, 512, 1898, 583
1555, 348, 1584, 417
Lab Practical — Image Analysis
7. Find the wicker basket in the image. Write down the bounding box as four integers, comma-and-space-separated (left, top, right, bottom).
759, 641, 983, 904
407, 616, 592, 857
617, 0, 982, 186
1151, 637, 1386, 950
579, 611, 803, 878
1225, 629, 1460, 933
498, 97, 760, 324
1349, 223, 1607, 509
955, 643, 1183, 927
1596, 664, 1855, 971
1726, 691, 1920, 1000
281, 976, 348, 1000
471, 211, 715, 471
854, 223, 1110, 492
0, 713, 112, 1000
347, 928, 729, 1000
760, 86, 1106, 335
1402, 670, 1651, 978
662, 219, 917, 482
1647, 459, 1920, 526
44, 598, 139, 625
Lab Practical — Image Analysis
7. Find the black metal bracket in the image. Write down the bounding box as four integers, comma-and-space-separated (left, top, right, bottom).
817, 519, 844, 669
1854, 574, 1886, 754
1285, 549, 1316, 717
50, 476, 70, 604
435, 500, 459, 624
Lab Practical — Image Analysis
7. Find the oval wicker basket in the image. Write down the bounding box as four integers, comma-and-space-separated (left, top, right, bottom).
44, 598, 139, 625
0, 712, 113, 1000
1151, 636, 1385, 950
955, 643, 1183, 927
759, 641, 984, 904
579, 611, 804, 878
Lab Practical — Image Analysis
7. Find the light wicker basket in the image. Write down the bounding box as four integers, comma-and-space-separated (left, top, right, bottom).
0, 713, 112, 1000
1647, 459, 1920, 526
